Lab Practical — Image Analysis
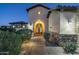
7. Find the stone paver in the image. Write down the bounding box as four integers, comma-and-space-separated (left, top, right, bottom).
46, 47, 65, 55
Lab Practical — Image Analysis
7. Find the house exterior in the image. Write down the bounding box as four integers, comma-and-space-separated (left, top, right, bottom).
27, 4, 50, 35
27, 4, 79, 37
47, 6, 79, 45
27, 4, 79, 45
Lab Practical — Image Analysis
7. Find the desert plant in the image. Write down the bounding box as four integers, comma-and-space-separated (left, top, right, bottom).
63, 41, 77, 54
0, 30, 23, 55
16, 29, 32, 41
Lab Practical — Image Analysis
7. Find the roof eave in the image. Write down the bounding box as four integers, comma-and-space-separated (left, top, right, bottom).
26, 4, 50, 12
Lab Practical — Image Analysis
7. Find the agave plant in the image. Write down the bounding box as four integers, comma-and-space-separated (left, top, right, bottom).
63, 40, 77, 54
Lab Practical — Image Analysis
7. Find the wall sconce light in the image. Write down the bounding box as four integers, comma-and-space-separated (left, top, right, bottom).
38, 11, 41, 15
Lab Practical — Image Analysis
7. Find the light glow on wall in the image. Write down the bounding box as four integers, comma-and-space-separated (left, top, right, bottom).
66, 22, 74, 34
27, 24, 33, 30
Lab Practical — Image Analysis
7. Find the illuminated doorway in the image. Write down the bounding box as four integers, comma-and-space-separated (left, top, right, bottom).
34, 20, 45, 36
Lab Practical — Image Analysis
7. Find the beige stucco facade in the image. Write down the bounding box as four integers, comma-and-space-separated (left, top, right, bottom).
48, 11, 79, 35
27, 5, 49, 34
26, 4, 79, 45
27, 4, 79, 35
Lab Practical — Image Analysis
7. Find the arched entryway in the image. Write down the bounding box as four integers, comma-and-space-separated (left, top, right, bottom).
34, 20, 45, 36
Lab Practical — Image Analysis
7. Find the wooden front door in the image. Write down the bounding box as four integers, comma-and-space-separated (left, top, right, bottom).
36, 23, 42, 35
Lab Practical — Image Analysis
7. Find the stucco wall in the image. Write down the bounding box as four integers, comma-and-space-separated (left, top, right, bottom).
48, 11, 60, 33
60, 12, 76, 34
27, 23, 33, 31
48, 11, 77, 34
28, 6, 49, 32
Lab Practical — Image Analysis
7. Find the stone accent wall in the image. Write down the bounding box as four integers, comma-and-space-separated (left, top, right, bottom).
59, 34, 78, 46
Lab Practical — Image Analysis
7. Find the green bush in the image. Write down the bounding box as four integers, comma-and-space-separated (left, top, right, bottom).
16, 29, 32, 41
63, 41, 77, 54
0, 31, 23, 55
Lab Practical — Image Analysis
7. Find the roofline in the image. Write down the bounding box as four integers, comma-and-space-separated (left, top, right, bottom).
47, 6, 78, 18
47, 8, 59, 18
26, 4, 50, 12
9, 21, 28, 24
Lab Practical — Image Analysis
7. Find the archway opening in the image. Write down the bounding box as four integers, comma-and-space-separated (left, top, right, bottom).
34, 20, 45, 36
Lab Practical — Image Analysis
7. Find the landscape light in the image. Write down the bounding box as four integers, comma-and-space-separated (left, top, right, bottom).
13, 25, 15, 28
23, 25, 25, 28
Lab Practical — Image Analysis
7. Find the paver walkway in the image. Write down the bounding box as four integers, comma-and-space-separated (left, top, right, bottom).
20, 36, 79, 55
20, 36, 47, 55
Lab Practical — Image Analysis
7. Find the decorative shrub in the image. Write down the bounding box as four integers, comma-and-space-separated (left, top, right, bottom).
0, 30, 23, 55
16, 29, 32, 41
63, 41, 77, 54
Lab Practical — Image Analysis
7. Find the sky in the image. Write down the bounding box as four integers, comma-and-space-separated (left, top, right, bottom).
0, 3, 79, 26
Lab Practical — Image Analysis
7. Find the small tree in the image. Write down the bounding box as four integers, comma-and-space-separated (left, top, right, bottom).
16, 29, 32, 41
